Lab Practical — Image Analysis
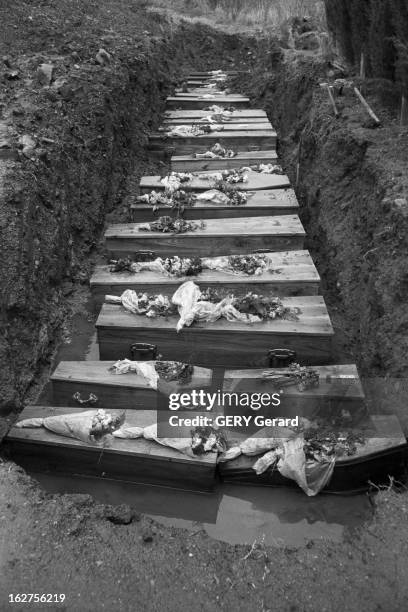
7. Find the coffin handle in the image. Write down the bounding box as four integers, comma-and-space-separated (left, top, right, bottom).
72, 392, 98, 406
130, 342, 158, 361
267, 349, 297, 368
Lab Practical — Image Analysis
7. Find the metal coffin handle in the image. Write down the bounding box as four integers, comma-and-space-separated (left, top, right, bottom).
267, 349, 297, 368
130, 342, 158, 361
133, 251, 156, 262
72, 392, 98, 405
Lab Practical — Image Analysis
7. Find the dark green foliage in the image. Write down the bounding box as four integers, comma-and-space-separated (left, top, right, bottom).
324, 0, 408, 93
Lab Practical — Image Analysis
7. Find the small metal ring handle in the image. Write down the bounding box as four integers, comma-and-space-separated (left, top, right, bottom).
133, 250, 156, 262
267, 349, 297, 368
73, 392, 98, 405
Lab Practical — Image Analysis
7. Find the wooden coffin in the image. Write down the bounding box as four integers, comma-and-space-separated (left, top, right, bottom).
186, 71, 239, 76
130, 189, 298, 222
174, 89, 238, 96
223, 364, 365, 420
166, 96, 250, 110
218, 415, 408, 494
171, 150, 278, 172
184, 73, 238, 80
96, 296, 334, 367
159, 122, 273, 132
165, 110, 268, 120
51, 361, 213, 410
149, 131, 277, 154
104, 215, 306, 258
139, 172, 290, 193
5, 407, 217, 492
163, 117, 271, 125
90, 251, 320, 303
184, 80, 227, 86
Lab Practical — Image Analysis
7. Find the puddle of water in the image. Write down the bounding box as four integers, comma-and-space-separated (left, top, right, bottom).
33, 302, 372, 548
38, 303, 99, 404
32, 472, 372, 547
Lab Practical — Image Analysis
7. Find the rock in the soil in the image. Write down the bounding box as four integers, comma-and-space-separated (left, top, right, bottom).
104, 504, 138, 525
95, 48, 112, 66
52, 77, 74, 100
0, 138, 12, 150
18, 134, 36, 157
52, 76, 67, 90
143, 533, 153, 543
36, 63, 54, 86
11, 106, 25, 116
4, 69, 19, 80
393, 198, 408, 217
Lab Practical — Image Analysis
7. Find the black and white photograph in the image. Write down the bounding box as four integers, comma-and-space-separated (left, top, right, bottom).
1, 1, 408, 610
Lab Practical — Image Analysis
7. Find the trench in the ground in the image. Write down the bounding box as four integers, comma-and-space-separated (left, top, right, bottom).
3, 21, 402, 545
29, 86, 375, 547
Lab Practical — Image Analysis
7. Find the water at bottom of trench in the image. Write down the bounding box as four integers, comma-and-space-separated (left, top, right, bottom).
32, 472, 372, 547
34, 301, 373, 547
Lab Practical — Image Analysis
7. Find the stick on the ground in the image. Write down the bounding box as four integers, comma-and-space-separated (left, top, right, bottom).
320, 82, 339, 117
326, 84, 339, 117
296, 135, 302, 187
360, 52, 366, 79
354, 87, 381, 125
401, 95, 407, 127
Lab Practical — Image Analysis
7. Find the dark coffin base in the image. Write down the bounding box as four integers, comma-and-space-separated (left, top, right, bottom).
51, 380, 168, 411
97, 328, 333, 368
106, 236, 305, 259
3, 440, 216, 493
129, 204, 296, 223
219, 445, 408, 494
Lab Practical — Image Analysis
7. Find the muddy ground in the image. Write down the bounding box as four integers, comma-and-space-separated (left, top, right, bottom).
1, 2, 408, 611
1, 461, 408, 612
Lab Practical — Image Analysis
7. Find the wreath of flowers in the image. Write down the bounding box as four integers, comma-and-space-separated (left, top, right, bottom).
227, 254, 268, 275
138, 216, 205, 234
194, 289, 300, 321
162, 256, 203, 277
303, 425, 365, 460
213, 181, 247, 205
155, 361, 194, 384
136, 190, 196, 216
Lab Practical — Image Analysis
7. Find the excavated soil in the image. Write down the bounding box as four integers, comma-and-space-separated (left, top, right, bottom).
233, 47, 408, 432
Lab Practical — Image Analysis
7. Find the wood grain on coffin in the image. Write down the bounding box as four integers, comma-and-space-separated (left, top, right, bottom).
96, 297, 334, 367
186, 71, 239, 75
104, 215, 306, 258
224, 364, 364, 399
164, 117, 273, 125
51, 362, 213, 410
149, 132, 277, 155
5, 407, 216, 492
90, 250, 320, 302
218, 416, 408, 493
130, 189, 298, 222
139, 172, 290, 192
171, 151, 278, 172
159, 122, 273, 132
166, 97, 250, 110
223, 364, 365, 417
174, 90, 244, 96
165, 110, 268, 119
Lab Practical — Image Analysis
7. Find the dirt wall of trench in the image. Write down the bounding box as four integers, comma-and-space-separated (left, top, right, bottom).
234, 46, 408, 428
